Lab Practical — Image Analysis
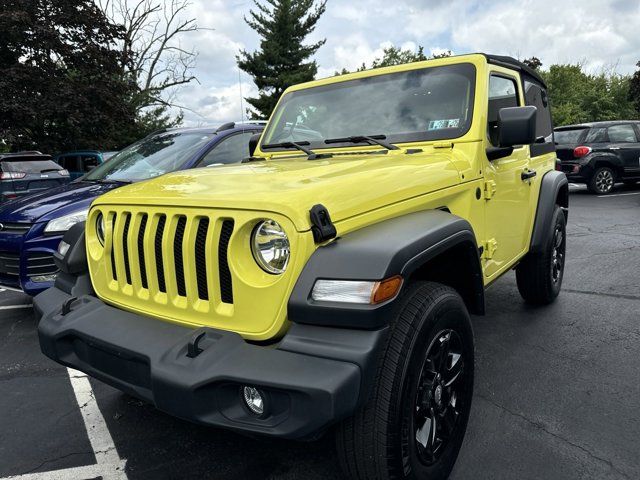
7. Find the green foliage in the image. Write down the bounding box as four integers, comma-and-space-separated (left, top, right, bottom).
540, 64, 637, 126
238, 0, 327, 119
0, 0, 139, 152
337, 45, 451, 75
629, 62, 640, 116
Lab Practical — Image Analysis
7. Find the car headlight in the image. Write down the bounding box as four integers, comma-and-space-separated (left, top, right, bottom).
44, 209, 88, 234
251, 220, 290, 274
96, 213, 105, 246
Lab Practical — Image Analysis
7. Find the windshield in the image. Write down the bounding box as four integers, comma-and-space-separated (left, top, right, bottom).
261, 63, 476, 151
1, 160, 62, 173
554, 128, 586, 145
84, 131, 214, 182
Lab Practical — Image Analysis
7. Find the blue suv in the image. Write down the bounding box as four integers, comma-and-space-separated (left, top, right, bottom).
0, 122, 264, 295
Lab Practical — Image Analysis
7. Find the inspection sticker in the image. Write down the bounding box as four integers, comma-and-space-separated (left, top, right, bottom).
428, 119, 460, 130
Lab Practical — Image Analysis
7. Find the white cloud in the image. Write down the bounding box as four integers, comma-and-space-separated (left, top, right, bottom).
167, 0, 640, 127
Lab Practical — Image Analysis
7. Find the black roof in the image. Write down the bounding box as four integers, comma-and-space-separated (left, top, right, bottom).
0, 151, 51, 161
555, 120, 640, 130
483, 54, 547, 88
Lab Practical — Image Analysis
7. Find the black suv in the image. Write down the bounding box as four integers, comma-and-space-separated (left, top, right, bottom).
555, 121, 640, 194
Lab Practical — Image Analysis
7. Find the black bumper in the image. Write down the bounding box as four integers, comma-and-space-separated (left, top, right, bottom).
35, 287, 386, 439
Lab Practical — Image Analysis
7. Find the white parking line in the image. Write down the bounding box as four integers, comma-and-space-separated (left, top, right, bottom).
66, 368, 127, 476
0, 304, 32, 310
597, 191, 640, 198
4, 369, 127, 480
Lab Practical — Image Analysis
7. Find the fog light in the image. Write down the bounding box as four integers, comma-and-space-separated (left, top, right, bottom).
242, 386, 264, 416
58, 240, 70, 257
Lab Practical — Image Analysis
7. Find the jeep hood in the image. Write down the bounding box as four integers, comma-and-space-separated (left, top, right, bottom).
0, 181, 122, 223
92, 152, 462, 231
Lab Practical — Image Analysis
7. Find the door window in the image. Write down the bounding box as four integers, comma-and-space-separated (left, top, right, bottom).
607, 124, 637, 143
199, 132, 256, 167
584, 128, 608, 143
524, 78, 554, 155
488, 75, 519, 146
81, 155, 99, 171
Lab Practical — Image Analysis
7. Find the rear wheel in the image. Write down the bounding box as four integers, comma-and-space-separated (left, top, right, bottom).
588, 167, 615, 194
336, 282, 474, 480
516, 205, 566, 304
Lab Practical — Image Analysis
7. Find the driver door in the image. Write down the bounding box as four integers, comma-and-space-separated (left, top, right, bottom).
483, 72, 534, 280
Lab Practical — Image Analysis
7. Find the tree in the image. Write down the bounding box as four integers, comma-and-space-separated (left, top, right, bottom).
0, 0, 138, 152
523, 56, 542, 70
97, 0, 199, 118
336, 45, 452, 75
238, 0, 327, 119
629, 61, 640, 116
540, 64, 636, 126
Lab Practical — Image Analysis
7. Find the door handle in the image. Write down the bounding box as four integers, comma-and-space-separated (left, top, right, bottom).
521, 169, 537, 181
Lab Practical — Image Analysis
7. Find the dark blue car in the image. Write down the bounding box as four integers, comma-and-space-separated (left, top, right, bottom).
1, 151, 71, 203
0, 122, 264, 295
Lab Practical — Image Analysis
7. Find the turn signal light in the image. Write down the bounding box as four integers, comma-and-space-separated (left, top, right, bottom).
573, 146, 592, 158
371, 276, 403, 304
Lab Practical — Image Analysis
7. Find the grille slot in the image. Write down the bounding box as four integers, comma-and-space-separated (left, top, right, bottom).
195, 218, 209, 300
122, 213, 132, 285
174, 216, 187, 297
0, 251, 20, 277
0, 223, 32, 235
155, 215, 167, 293
26, 252, 58, 276
218, 220, 234, 304
137, 214, 148, 289
110, 214, 117, 281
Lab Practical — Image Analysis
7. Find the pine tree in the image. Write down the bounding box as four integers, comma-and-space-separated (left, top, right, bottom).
237, 0, 327, 119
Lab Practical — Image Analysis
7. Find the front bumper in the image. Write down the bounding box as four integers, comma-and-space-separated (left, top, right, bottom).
36, 287, 386, 439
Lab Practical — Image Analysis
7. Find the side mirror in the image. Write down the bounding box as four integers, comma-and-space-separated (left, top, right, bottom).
248, 133, 261, 157
498, 106, 537, 147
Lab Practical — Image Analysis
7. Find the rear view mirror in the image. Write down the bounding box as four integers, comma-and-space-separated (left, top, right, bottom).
248, 133, 261, 157
498, 106, 537, 147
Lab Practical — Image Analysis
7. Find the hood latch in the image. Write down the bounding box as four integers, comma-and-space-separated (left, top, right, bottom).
309, 204, 337, 243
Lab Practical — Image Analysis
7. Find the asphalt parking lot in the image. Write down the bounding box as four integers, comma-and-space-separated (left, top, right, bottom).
1, 184, 639, 480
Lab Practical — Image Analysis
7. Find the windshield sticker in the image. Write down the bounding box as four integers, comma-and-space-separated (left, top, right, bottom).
428, 119, 460, 130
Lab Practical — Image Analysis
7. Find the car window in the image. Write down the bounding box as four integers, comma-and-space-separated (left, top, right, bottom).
261, 63, 476, 149
523, 78, 554, 156
554, 128, 587, 144
607, 124, 637, 143
59, 155, 81, 171
1, 160, 62, 173
199, 132, 256, 167
84, 131, 214, 182
82, 155, 99, 171
488, 75, 519, 146
584, 127, 607, 143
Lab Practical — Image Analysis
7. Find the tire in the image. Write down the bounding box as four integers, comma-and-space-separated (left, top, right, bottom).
336, 281, 474, 480
516, 205, 566, 304
587, 167, 615, 194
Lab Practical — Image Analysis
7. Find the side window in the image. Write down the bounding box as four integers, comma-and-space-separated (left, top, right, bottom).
524, 78, 554, 156
584, 128, 608, 143
488, 75, 519, 146
607, 124, 637, 143
59, 155, 80, 171
82, 155, 99, 171
199, 132, 256, 167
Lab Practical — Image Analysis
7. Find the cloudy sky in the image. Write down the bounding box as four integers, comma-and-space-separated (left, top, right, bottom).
171, 0, 640, 126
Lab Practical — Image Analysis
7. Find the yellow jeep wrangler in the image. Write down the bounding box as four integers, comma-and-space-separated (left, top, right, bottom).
36, 54, 568, 480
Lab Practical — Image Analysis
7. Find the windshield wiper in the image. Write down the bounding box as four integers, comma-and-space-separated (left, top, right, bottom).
324, 134, 400, 151
95, 178, 132, 185
261, 141, 331, 160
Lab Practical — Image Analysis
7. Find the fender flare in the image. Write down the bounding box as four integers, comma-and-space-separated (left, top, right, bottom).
530, 170, 568, 253
288, 209, 484, 329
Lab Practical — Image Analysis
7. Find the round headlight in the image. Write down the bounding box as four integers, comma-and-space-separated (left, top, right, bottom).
251, 220, 290, 274
96, 213, 105, 246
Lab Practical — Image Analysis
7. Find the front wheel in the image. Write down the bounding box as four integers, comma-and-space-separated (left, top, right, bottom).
336, 282, 474, 480
516, 205, 566, 304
